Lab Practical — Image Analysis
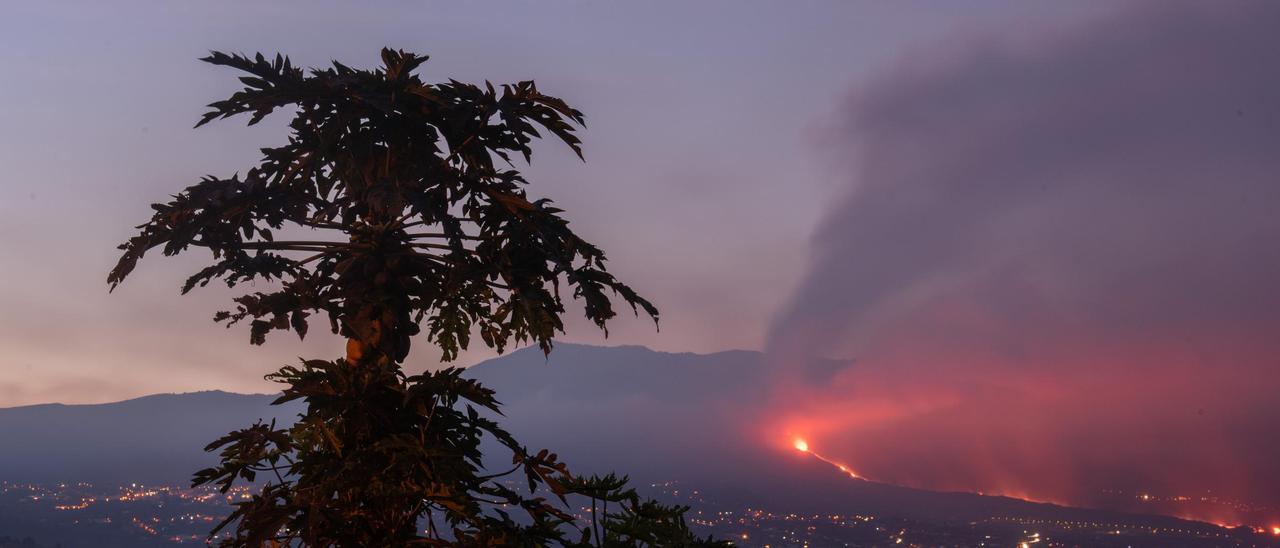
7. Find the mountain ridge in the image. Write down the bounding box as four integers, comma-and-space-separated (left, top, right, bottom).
0, 389, 277, 411
0, 343, 1242, 532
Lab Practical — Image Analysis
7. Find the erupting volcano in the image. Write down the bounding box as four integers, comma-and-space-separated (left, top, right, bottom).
761, 1, 1280, 530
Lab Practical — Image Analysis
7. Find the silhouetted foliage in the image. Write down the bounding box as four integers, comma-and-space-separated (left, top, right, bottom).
564, 474, 716, 546
110, 49, 723, 547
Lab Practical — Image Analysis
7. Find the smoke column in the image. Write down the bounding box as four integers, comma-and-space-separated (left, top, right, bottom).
765, 1, 1280, 525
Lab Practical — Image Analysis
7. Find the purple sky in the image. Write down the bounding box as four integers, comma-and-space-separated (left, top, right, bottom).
0, 1, 1124, 406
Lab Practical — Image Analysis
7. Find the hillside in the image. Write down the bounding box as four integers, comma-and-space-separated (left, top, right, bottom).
0, 344, 1231, 533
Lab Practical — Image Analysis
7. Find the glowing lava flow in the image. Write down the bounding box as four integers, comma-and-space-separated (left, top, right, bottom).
793, 438, 861, 480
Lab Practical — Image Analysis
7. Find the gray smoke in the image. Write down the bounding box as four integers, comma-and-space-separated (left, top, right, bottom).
763, 1, 1280, 520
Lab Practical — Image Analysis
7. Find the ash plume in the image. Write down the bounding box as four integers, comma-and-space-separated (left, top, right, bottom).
765, 2, 1280, 525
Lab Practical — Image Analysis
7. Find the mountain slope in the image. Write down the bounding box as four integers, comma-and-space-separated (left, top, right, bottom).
463, 344, 1220, 529
0, 391, 297, 484
0, 344, 1226, 532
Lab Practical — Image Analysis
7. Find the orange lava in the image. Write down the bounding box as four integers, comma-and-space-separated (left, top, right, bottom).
791, 437, 861, 480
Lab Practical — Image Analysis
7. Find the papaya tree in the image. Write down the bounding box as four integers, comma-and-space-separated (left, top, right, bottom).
109, 49, 721, 547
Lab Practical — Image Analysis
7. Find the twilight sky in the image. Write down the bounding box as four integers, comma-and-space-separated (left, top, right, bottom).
0, 1, 1123, 406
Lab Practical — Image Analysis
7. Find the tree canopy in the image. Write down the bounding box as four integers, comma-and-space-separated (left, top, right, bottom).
110, 49, 657, 365
109, 49, 721, 547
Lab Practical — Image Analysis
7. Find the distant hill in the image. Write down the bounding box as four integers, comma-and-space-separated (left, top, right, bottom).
0, 391, 296, 484
0, 344, 1222, 532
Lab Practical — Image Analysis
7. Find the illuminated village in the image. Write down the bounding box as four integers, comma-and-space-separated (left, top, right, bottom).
2, 437, 1276, 546
0, 481, 252, 545
4, 478, 1277, 548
